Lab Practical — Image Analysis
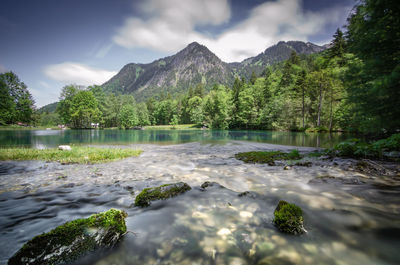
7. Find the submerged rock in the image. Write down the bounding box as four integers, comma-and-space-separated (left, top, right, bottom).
200, 181, 225, 190
8, 208, 127, 265
134, 182, 191, 207
294, 161, 312, 167
273, 200, 305, 235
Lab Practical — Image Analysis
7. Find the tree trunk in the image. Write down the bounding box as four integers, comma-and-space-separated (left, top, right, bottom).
317, 84, 323, 127
302, 87, 305, 128
329, 90, 333, 131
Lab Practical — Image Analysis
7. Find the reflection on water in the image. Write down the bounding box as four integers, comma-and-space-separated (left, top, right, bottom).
0, 129, 354, 148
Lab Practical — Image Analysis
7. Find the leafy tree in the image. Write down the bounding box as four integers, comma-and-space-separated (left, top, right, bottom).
57, 85, 78, 125
0, 72, 35, 124
137, 102, 150, 126
70, 90, 100, 128
119, 104, 138, 129
188, 96, 203, 124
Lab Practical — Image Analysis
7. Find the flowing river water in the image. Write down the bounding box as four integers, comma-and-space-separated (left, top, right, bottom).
0, 130, 399, 264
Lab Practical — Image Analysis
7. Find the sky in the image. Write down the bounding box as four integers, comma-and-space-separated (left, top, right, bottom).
0, 0, 354, 107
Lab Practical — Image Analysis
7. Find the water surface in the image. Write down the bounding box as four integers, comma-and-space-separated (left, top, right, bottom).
0, 129, 352, 148
0, 142, 399, 265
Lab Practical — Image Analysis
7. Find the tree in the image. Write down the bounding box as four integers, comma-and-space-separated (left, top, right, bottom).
346, 0, 400, 133
188, 96, 203, 124
250, 71, 257, 85
136, 102, 150, 126
57, 85, 78, 125
294, 70, 307, 128
119, 104, 138, 129
70, 90, 100, 128
329, 28, 346, 59
0, 72, 35, 124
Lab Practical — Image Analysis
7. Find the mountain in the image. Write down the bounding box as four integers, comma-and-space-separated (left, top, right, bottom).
38, 102, 58, 113
230, 41, 326, 79
103, 42, 233, 101
102, 40, 326, 100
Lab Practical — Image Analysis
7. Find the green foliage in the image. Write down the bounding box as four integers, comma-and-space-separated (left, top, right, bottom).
235, 150, 301, 165
345, 0, 400, 134
0, 147, 142, 164
273, 200, 305, 235
119, 104, 138, 129
70, 90, 101, 128
0, 72, 35, 125
329, 133, 400, 159
134, 182, 191, 207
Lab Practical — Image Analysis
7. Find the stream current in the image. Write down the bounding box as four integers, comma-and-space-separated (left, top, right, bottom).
0, 141, 400, 265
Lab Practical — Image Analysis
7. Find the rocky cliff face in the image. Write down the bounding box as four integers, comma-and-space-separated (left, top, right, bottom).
103, 41, 326, 100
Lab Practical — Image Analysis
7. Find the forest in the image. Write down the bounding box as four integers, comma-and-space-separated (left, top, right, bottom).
1, 0, 398, 136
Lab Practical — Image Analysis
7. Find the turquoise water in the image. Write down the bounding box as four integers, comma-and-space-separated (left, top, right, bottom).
0, 129, 353, 148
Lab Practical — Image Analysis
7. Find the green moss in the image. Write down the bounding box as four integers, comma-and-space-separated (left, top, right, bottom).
8, 209, 128, 265
273, 200, 305, 235
134, 182, 191, 207
0, 147, 142, 164
235, 150, 301, 165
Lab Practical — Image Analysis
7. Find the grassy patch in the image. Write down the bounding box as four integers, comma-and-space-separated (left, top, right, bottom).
0, 146, 142, 164
235, 150, 301, 165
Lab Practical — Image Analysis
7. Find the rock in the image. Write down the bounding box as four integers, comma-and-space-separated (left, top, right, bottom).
238, 191, 258, 199
273, 200, 306, 235
58, 145, 71, 151
134, 182, 191, 207
200, 181, 224, 190
283, 166, 291, 170
294, 161, 312, 167
8, 209, 127, 265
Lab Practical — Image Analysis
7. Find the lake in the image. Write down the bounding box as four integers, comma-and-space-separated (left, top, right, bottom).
0, 129, 353, 148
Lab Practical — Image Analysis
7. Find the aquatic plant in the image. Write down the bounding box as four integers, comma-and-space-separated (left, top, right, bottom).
327, 133, 400, 160
273, 200, 305, 235
235, 150, 301, 165
8, 209, 128, 265
0, 146, 142, 164
134, 182, 191, 207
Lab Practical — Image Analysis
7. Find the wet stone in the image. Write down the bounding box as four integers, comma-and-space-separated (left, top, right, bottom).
8, 209, 127, 265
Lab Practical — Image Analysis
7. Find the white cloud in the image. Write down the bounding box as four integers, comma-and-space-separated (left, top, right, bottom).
113, 0, 230, 52
44, 62, 117, 86
113, 0, 351, 62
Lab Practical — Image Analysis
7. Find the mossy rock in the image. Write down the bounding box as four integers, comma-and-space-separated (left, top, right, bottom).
8, 208, 127, 265
273, 200, 305, 235
235, 150, 301, 165
134, 182, 191, 207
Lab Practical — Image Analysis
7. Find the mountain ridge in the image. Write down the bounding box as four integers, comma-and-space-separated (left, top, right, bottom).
102, 40, 326, 101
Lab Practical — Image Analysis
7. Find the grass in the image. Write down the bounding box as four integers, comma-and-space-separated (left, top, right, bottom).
0, 146, 142, 164
235, 150, 301, 165
144, 124, 200, 130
